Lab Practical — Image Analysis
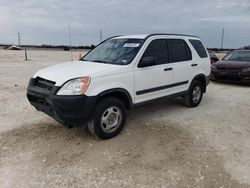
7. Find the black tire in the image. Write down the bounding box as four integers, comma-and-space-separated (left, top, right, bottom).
183, 80, 203, 107
87, 97, 126, 139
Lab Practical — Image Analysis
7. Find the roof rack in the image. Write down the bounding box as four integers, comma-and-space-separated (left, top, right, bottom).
146, 33, 199, 39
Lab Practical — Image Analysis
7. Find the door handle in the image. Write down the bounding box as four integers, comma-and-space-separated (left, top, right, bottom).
191, 64, 198, 67
164, 67, 173, 71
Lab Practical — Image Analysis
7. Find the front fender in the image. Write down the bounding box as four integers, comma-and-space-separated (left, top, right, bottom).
85, 73, 134, 102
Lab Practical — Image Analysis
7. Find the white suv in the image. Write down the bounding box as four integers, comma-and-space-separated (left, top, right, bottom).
27, 34, 210, 139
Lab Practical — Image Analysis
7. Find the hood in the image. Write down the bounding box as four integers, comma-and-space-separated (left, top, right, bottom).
214, 60, 250, 68
33, 61, 124, 86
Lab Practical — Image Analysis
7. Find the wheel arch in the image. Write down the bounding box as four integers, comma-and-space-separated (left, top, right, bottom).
96, 88, 133, 110
190, 74, 207, 93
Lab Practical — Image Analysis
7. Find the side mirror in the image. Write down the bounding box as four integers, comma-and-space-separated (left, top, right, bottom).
138, 56, 157, 68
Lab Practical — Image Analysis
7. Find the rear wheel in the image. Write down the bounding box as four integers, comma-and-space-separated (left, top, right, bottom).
183, 80, 203, 107
87, 97, 126, 139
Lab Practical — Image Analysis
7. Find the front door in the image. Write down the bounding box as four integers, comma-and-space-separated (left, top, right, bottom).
134, 39, 174, 104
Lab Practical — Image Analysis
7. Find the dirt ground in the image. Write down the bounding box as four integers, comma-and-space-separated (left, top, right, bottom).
0, 49, 250, 188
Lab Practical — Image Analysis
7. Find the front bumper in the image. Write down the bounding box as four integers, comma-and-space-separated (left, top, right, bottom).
27, 78, 97, 126
211, 70, 250, 84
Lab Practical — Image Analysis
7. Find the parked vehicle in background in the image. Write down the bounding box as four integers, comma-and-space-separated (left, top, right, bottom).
7, 45, 22, 50
208, 50, 219, 63
27, 34, 210, 139
211, 50, 250, 84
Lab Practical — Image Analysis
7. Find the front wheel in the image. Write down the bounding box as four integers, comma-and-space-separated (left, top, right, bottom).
87, 97, 126, 139
183, 80, 203, 107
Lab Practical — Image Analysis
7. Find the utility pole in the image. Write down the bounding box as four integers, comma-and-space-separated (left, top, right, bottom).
68, 23, 73, 61
220, 28, 224, 49
18, 32, 21, 46
100, 29, 103, 43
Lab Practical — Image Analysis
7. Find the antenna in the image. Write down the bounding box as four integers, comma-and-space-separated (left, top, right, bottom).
220, 28, 224, 49
100, 29, 103, 43
68, 23, 73, 61
18, 32, 21, 46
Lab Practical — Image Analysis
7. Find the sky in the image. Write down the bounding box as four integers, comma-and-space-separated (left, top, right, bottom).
0, 0, 250, 48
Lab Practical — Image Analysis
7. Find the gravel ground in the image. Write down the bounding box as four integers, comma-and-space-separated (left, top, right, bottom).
0, 49, 250, 187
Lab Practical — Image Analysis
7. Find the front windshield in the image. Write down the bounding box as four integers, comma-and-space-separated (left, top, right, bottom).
82, 38, 144, 65
223, 51, 250, 62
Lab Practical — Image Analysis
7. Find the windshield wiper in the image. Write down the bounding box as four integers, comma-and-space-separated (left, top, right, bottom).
91, 60, 111, 64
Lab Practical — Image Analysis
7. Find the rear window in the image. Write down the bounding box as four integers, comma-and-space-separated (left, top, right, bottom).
189, 39, 208, 58
167, 39, 192, 63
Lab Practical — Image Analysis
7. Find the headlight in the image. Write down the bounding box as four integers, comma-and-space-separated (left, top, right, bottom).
211, 65, 216, 70
57, 77, 91, 95
242, 67, 250, 72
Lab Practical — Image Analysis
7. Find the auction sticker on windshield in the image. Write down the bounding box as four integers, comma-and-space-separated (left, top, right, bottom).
123, 43, 140, 48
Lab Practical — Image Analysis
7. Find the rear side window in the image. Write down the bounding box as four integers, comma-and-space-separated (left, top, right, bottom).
189, 39, 208, 58
141, 39, 168, 65
167, 39, 192, 63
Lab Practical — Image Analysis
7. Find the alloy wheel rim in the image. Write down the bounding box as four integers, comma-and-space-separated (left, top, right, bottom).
100, 106, 122, 133
192, 86, 201, 104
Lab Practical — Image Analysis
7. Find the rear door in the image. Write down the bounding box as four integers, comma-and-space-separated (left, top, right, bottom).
166, 39, 194, 93
189, 39, 210, 76
134, 39, 174, 103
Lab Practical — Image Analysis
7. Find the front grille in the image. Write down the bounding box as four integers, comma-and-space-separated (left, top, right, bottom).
217, 76, 241, 82
217, 67, 242, 73
34, 77, 55, 91
27, 94, 47, 105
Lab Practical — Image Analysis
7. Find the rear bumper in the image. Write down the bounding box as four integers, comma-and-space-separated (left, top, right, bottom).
27, 78, 97, 126
206, 75, 210, 86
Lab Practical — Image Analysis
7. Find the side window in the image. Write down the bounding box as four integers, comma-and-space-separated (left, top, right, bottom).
189, 39, 208, 58
167, 39, 192, 63
140, 39, 168, 65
